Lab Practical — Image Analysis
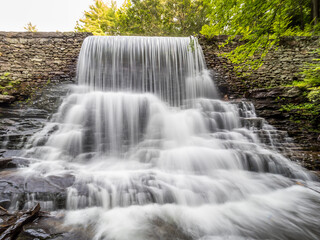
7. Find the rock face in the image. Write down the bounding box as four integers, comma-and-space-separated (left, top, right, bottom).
0, 167, 75, 210
199, 36, 320, 171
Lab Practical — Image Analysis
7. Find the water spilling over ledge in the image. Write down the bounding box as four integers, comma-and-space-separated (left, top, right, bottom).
2, 36, 320, 239
77, 36, 218, 105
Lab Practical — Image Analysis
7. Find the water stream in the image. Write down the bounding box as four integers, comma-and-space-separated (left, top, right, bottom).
10, 36, 320, 239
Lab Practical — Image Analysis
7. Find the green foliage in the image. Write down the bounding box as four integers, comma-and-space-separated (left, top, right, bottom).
282, 51, 320, 130
307, 87, 320, 103
280, 101, 320, 130
188, 36, 196, 52
117, 0, 164, 35
75, 0, 208, 36
0, 72, 22, 96
281, 50, 320, 131
201, 0, 320, 74
291, 49, 320, 107
299, 50, 320, 87
24, 22, 38, 32
161, 0, 209, 36
281, 102, 315, 111
221, 36, 278, 74
0, 72, 12, 83
75, 0, 118, 35
281, 46, 320, 132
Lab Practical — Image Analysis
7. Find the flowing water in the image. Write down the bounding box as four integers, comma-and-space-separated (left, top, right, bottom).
12, 36, 320, 239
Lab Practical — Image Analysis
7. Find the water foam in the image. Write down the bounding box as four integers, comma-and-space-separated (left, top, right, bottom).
18, 36, 320, 239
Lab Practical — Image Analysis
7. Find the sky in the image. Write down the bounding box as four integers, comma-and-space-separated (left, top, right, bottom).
0, 0, 124, 32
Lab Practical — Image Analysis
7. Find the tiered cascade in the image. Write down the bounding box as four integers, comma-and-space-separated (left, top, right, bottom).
16, 36, 320, 240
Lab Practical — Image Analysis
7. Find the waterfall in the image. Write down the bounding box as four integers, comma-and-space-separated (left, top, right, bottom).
77, 36, 217, 105
18, 36, 320, 240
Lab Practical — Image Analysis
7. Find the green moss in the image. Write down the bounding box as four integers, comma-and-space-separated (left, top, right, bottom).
280, 103, 315, 111
307, 87, 320, 103
281, 51, 320, 132
0, 72, 24, 96
291, 81, 308, 87
280, 102, 320, 131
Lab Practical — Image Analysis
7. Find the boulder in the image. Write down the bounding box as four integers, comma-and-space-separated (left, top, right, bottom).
0, 95, 15, 104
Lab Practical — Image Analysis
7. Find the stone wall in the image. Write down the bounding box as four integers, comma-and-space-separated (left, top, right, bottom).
199, 35, 320, 98
2, 33, 318, 101
0, 32, 319, 169
0, 32, 92, 102
199, 35, 320, 171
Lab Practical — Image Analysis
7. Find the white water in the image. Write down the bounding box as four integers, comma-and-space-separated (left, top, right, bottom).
20, 36, 320, 239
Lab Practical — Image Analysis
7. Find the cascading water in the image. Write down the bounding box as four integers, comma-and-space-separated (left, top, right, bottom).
15, 36, 320, 239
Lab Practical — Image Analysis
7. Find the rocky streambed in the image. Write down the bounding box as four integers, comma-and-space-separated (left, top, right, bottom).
0, 83, 70, 210
0, 81, 319, 239
0, 82, 94, 239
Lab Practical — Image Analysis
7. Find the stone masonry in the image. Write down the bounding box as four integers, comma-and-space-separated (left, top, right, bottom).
0, 32, 92, 102
199, 35, 320, 171
0, 32, 319, 170
199, 35, 320, 97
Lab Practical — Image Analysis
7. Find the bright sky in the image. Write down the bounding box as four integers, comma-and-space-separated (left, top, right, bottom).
0, 0, 124, 32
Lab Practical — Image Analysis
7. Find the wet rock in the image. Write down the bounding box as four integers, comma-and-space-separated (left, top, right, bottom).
200, 36, 320, 170
0, 94, 15, 105
243, 118, 264, 129
0, 170, 75, 210
0, 199, 11, 209
250, 87, 285, 99
0, 83, 71, 157
151, 217, 192, 240
0, 150, 5, 156
247, 87, 303, 100
282, 87, 302, 98
0, 203, 41, 240
23, 228, 51, 239
0, 158, 14, 169
17, 213, 92, 240
0, 157, 29, 170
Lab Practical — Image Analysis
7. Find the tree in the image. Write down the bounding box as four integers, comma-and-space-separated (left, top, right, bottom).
312, 0, 319, 25
75, 0, 118, 35
201, 0, 320, 72
162, 0, 209, 36
117, 0, 164, 35
24, 22, 37, 32
75, 0, 209, 36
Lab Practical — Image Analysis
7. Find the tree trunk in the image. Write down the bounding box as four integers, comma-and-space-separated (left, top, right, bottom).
312, 0, 319, 25
300, 0, 304, 30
